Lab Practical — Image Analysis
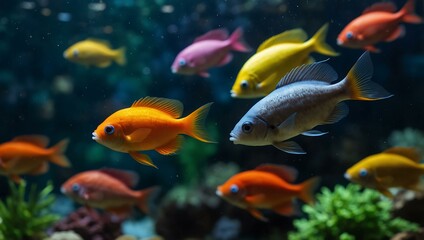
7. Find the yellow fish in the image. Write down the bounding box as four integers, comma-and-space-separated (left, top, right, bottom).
230, 23, 339, 98
345, 147, 424, 198
63, 39, 126, 68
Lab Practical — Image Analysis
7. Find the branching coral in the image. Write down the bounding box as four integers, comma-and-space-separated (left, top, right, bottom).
289, 184, 419, 240
53, 207, 123, 240
0, 180, 60, 240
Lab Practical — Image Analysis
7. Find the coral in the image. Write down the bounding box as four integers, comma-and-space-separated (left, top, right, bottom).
45, 231, 83, 240
387, 128, 424, 156
53, 207, 123, 240
289, 184, 419, 240
0, 180, 60, 240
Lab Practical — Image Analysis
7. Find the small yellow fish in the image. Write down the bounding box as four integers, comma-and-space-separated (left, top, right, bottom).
63, 39, 126, 68
231, 23, 339, 98
345, 147, 424, 198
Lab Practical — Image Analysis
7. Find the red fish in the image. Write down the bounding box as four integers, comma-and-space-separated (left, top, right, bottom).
216, 164, 320, 221
337, 0, 422, 52
61, 169, 158, 216
0, 135, 70, 182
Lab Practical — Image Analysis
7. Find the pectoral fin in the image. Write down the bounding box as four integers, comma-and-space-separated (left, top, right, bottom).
277, 113, 297, 131
155, 136, 183, 155
125, 128, 152, 143
129, 151, 157, 169
273, 201, 300, 216
97, 61, 112, 68
29, 162, 49, 175
301, 130, 328, 137
217, 53, 233, 66
363, 45, 380, 53
273, 141, 306, 154
376, 187, 393, 198
9, 174, 22, 183
385, 26, 405, 42
247, 208, 268, 222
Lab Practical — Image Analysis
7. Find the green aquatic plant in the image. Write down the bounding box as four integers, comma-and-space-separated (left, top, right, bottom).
289, 184, 419, 240
178, 124, 219, 185
0, 180, 60, 240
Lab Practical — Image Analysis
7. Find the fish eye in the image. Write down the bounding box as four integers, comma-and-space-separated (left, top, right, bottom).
230, 184, 239, 194
72, 183, 80, 193
346, 32, 354, 39
179, 59, 186, 66
240, 80, 249, 89
73, 49, 79, 57
242, 121, 253, 133
359, 168, 368, 177
104, 125, 115, 135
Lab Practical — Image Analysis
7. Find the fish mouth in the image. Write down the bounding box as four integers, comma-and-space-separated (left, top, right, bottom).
216, 189, 223, 197
171, 67, 177, 73
60, 187, 66, 194
344, 173, 351, 180
230, 90, 237, 97
229, 132, 239, 143
92, 132, 99, 141
337, 39, 343, 46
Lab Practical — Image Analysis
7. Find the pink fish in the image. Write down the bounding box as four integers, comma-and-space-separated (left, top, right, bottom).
171, 27, 251, 78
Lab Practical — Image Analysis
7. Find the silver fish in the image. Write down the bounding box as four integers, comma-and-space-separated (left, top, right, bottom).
229, 52, 392, 154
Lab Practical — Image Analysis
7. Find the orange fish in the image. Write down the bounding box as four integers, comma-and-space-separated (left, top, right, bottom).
337, 0, 422, 52
61, 169, 158, 216
0, 135, 70, 182
216, 164, 320, 221
92, 97, 214, 168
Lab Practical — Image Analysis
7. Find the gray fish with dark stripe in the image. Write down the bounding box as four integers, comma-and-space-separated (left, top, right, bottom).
229, 52, 392, 154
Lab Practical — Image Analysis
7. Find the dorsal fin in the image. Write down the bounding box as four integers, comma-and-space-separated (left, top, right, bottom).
276, 60, 338, 89
255, 164, 298, 182
384, 147, 421, 162
363, 2, 397, 14
131, 97, 183, 118
85, 38, 111, 47
99, 168, 139, 188
257, 29, 308, 52
12, 135, 49, 147
194, 29, 229, 43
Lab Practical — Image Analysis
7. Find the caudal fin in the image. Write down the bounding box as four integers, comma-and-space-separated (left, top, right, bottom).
344, 52, 393, 101
183, 102, 215, 143
299, 176, 321, 204
49, 139, 71, 167
136, 186, 161, 215
229, 27, 251, 52
309, 23, 339, 57
115, 47, 127, 66
400, 0, 423, 24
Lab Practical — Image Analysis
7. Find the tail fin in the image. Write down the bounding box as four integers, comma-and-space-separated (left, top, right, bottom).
299, 176, 321, 204
183, 102, 215, 143
400, 0, 423, 24
308, 23, 339, 57
115, 47, 127, 66
229, 27, 251, 52
343, 52, 392, 101
49, 139, 71, 167
136, 186, 161, 215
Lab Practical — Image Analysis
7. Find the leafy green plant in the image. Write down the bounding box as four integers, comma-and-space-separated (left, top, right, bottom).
289, 184, 419, 240
178, 124, 218, 186
0, 180, 60, 240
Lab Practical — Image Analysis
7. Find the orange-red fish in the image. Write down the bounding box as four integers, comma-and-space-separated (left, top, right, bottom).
92, 97, 214, 168
61, 169, 158, 216
345, 147, 424, 198
337, 0, 422, 52
216, 164, 320, 221
0, 135, 70, 182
